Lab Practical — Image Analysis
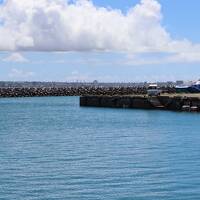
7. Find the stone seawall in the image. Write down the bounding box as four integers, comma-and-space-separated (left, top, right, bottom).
0, 86, 175, 98
80, 95, 200, 112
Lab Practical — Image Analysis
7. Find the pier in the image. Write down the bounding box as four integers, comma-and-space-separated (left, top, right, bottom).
0, 86, 200, 112
80, 94, 200, 112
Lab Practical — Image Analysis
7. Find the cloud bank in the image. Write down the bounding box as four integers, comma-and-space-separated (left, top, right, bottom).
0, 0, 200, 59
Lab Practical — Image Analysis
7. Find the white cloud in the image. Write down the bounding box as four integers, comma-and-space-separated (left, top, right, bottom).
0, 0, 199, 66
0, 0, 199, 57
122, 52, 200, 66
8, 68, 35, 79
3, 52, 28, 62
166, 52, 200, 63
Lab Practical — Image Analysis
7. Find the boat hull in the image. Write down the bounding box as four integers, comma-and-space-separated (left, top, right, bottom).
176, 85, 200, 93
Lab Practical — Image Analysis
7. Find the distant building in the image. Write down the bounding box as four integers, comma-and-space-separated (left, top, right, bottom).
176, 80, 184, 86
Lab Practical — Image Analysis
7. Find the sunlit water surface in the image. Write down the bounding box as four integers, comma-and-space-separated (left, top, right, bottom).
0, 97, 200, 200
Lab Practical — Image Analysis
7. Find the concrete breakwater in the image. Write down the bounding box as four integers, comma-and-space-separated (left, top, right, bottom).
0, 86, 175, 98
80, 95, 200, 112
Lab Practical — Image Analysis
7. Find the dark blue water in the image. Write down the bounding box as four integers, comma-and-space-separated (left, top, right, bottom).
0, 97, 200, 200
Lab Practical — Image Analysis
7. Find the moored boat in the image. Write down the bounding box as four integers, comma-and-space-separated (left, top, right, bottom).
175, 80, 200, 93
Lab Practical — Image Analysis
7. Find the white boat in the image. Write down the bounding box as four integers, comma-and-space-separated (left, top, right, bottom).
175, 80, 200, 93
147, 84, 161, 96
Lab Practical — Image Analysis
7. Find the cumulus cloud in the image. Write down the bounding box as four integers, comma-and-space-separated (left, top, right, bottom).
3, 52, 28, 62
0, 0, 200, 62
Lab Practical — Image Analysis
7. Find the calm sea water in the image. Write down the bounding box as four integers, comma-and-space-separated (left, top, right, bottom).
0, 96, 200, 200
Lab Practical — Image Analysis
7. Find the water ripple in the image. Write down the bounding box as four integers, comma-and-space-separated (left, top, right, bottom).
0, 97, 200, 200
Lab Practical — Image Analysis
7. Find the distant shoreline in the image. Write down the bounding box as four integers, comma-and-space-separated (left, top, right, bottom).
0, 81, 177, 88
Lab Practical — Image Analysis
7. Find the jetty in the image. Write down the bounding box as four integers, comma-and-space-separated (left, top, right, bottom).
0, 84, 200, 112
0, 86, 175, 98
80, 94, 200, 112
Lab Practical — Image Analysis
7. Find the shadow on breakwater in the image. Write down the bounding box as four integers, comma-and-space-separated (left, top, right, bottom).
80, 95, 200, 112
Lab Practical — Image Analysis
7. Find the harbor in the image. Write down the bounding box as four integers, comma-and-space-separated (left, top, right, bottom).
0, 83, 200, 112
80, 81, 200, 112
1, 0, 200, 199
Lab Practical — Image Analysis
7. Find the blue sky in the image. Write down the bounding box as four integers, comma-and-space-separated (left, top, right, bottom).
0, 0, 200, 82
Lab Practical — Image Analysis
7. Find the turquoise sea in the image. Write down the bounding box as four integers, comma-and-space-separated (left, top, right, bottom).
0, 96, 200, 200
